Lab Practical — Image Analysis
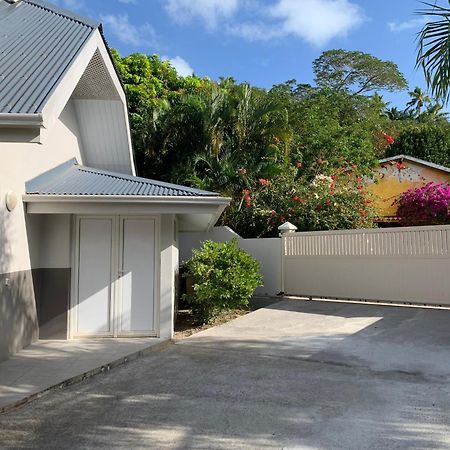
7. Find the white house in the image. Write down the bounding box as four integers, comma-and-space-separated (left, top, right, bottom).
0, 0, 229, 361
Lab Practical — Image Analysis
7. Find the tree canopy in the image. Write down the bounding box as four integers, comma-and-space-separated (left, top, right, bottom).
111, 48, 450, 237
313, 49, 408, 95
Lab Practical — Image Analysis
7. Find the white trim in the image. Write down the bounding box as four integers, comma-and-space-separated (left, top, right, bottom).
0, 113, 43, 127
41, 30, 136, 175
379, 154, 450, 174
23, 194, 231, 204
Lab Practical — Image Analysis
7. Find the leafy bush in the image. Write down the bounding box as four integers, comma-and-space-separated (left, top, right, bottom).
386, 125, 450, 167
183, 239, 262, 324
396, 182, 450, 226
223, 165, 377, 238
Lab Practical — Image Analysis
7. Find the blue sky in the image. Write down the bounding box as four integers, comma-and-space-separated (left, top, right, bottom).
54, 0, 433, 109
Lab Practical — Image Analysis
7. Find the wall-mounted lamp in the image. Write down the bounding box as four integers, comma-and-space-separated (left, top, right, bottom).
5, 191, 18, 212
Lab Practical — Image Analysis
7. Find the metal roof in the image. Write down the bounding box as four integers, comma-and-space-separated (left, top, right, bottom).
26, 159, 220, 197
379, 155, 450, 174
0, 0, 98, 114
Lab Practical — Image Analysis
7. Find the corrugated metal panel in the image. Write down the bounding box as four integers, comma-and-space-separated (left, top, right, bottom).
26, 159, 220, 197
0, 0, 98, 113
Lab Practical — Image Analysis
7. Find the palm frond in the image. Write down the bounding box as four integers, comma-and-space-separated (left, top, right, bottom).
416, 2, 450, 103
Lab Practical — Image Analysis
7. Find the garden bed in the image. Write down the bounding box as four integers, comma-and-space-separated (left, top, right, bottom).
174, 308, 249, 340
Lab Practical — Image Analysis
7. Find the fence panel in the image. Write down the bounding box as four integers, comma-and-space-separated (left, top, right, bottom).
282, 225, 450, 306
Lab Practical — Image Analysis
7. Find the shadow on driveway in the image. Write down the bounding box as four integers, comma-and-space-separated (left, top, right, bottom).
1, 299, 449, 449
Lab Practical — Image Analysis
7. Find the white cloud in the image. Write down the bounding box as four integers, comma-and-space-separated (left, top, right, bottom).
163, 56, 194, 77
167, 0, 364, 47
118, 0, 138, 4
100, 14, 156, 47
165, 0, 239, 30
269, 0, 364, 47
388, 17, 427, 33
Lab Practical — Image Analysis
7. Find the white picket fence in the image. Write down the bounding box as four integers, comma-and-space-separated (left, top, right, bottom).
282, 225, 450, 306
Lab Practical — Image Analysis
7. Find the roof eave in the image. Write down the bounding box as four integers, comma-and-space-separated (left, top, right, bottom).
0, 113, 44, 127
22, 194, 231, 205
379, 154, 450, 174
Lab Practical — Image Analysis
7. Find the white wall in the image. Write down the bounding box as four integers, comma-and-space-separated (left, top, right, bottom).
160, 214, 178, 339
283, 226, 450, 306
0, 101, 84, 274
180, 227, 282, 296
74, 99, 133, 174
37, 215, 72, 269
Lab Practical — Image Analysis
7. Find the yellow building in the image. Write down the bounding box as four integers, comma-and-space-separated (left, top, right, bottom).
366, 155, 450, 225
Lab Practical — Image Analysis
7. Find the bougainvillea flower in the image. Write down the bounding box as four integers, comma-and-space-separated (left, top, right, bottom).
242, 189, 252, 208
258, 178, 271, 186
382, 132, 395, 145
292, 195, 305, 203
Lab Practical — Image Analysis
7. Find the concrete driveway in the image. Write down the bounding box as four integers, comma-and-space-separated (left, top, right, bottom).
1, 299, 450, 449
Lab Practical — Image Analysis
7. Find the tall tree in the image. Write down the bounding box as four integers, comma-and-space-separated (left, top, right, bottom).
406, 87, 431, 115
313, 49, 408, 95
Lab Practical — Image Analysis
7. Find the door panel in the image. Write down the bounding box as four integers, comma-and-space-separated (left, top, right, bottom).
76, 218, 113, 335
119, 218, 155, 334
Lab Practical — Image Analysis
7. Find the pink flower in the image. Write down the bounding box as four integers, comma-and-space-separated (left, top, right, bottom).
258, 178, 271, 186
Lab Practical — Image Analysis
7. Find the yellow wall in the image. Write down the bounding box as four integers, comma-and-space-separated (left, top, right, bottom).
366, 161, 450, 218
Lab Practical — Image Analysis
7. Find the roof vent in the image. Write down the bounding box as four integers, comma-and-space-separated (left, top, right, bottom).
4, 0, 22, 3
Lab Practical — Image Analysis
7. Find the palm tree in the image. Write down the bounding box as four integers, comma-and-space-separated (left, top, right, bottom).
406, 87, 431, 115
385, 106, 416, 121
418, 102, 449, 122
417, 2, 450, 103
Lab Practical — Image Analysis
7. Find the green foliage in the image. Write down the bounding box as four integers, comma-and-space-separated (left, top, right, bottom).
417, 2, 450, 103
111, 47, 450, 237
183, 240, 262, 324
313, 49, 408, 95
386, 124, 450, 167
223, 166, 376, 238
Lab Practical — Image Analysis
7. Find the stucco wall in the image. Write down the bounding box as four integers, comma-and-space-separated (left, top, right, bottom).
0, 101, 84, 359
0, 101, 84, 275
160, 215, 178, 339
367, 161, 450, 218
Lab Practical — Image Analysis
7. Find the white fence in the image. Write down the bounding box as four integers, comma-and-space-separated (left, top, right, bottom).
179, 227, 282, 296
283, 225, 450, 306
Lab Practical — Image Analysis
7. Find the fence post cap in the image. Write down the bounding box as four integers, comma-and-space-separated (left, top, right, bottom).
278, 222, 298, 235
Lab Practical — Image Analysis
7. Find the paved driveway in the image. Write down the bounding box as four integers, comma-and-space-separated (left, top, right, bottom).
1, 299, 450, 449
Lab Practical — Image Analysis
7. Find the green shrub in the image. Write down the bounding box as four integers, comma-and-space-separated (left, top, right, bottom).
385, 124, 450, 167
183, 239, 262, 324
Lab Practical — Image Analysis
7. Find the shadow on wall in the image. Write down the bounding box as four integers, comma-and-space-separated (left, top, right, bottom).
0, 205, 39, 362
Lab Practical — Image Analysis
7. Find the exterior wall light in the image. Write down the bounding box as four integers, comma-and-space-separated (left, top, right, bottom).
5, 191, 18, 212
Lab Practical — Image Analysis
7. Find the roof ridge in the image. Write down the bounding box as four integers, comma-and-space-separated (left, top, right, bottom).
24, 0, 99, 29
76, 165, 219, 196
379, 154, 450, 174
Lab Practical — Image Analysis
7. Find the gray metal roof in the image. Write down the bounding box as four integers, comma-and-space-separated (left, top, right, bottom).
26, 159, 220, 197
379, 155, 450, 174
0, 0, 98, 114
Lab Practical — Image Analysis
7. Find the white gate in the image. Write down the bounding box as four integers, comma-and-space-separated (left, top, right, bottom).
282, 225, 450, 306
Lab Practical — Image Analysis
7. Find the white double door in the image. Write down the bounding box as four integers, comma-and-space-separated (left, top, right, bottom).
72, 216, 158, 338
